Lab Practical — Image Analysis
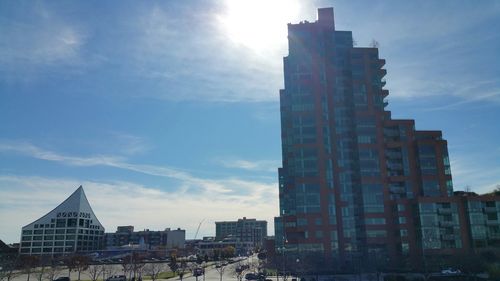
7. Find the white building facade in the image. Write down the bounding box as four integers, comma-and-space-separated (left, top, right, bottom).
215, 217, 267, 248
19, 186, 105, 255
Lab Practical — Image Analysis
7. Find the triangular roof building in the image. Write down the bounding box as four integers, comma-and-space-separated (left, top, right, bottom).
20, 186, 105, 255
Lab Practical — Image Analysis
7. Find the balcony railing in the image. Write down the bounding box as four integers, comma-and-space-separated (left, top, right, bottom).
381, 89, 389, 98
386, 151, 402, 159
486, 220, 500, 226
438, 208, 453, 214
441, 234, 455, 241
483, 207, 497, 213
439, 221, 455, 227
489, 233, 500, 239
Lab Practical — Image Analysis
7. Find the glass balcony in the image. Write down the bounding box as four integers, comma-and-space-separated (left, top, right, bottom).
438, 208, 453, 214
439, 221, 455, 227
483, 207, 497, 213
486, 220, 500, 226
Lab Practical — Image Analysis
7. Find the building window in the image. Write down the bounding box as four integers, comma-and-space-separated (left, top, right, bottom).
56, 219, 65, 228
365, 218, 386, 225
423, 181, 440, 197
67, 219, 77, 227
401, 243, 409, 254
297, 218, 307, 226
487, 213, 498, 221
366, 230, 387, 238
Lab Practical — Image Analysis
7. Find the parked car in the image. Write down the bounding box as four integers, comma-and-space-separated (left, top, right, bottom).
193, 268, 204, 276
53, 277, 70, 281
106, 275, 127, 281
441, 268, 461, 275
245, 273, 257, 280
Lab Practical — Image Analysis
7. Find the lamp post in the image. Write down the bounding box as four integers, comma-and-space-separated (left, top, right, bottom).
295, 258, 300, 281
280, 210, 288, 281
281, 240, 288, 281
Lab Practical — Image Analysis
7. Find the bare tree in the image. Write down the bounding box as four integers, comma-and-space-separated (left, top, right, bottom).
21, 255, 39, 281
67, 255, 90, 281
144, 263, 165, 281
43, 260, 62, 281
130, 254, 145, 280
36, 256, 53, 281
167, 257, 178, 277
102, 264, 117, 281
215, 262, 227, 281
177, 260, 188, 281
0, 254, 20, 281
121, 257, 132, 280
168, 256, 188, 281
88, 264, 104, 281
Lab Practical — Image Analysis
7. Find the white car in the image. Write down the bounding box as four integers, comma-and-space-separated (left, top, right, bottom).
441, 268, 461, 275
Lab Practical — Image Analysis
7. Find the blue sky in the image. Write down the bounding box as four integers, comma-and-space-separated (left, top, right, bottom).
1, 0, 499, 244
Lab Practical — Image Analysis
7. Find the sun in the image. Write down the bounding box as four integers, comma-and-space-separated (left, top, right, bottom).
217, 0, 301, 53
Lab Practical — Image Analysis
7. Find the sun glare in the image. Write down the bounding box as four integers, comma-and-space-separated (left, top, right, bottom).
218, 0, 301, 53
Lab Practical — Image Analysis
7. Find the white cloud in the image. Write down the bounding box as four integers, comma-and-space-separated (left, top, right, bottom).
0, 141, 280, 196
0, 7, 85, 67
0, 141, 280, 243
216, 158, 280, 173
0, 175, 278, 244
107, 132, 152, 156
126, 5, 284, 103
450, 156, 500, 194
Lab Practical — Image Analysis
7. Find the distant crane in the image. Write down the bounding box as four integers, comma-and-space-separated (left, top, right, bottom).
194, 218, 205, 240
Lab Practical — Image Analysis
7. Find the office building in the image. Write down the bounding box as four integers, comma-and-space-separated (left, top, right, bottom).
215, 217, 267, 248
275, 7, 457, 270
19, 186, 105, 255
104, 226, 185, 249
194, 236, 254, 257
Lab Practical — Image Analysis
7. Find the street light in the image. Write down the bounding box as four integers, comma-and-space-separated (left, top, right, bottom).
295, 258, 300, 281
281, 240, 288, 281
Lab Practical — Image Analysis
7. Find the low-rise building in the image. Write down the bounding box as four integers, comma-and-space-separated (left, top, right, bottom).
215, 217, 267, 248
104, 226, 185, 249
393, 193, 500, 268
195, 236, 253, 257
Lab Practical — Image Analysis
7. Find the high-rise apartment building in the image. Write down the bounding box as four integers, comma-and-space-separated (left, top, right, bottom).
275, 7, 456, 270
